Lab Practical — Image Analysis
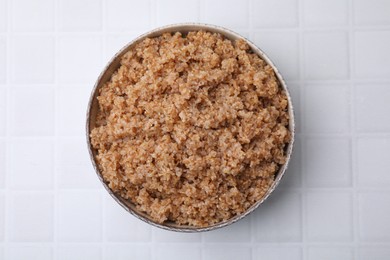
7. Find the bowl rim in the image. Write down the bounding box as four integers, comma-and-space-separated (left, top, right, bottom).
86, 22, 295, 232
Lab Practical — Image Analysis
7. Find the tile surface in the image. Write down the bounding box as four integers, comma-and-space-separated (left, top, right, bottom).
1, 0, 390, 259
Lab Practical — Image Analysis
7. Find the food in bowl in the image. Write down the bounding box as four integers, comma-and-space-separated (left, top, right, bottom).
90, 30, 291, 227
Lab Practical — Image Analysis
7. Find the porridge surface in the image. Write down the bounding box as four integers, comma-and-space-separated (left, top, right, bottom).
90, 31, 291, 227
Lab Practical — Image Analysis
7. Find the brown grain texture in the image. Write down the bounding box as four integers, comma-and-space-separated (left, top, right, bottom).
90, 31, 290, 227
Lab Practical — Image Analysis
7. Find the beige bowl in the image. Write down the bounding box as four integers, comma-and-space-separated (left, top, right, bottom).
86, 23, 295, 232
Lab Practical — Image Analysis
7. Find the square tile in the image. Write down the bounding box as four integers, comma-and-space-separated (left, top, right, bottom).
204, 246, 251, 260
9, 192, 54, 242
155, 245, 201, 260
358, 247, 390, 260
0, 194, 4, 241
0, 37, 5, 83
157, 0, 199, 25
355, 31, 390, 78
305, 137, 351, 187
0, 0, 6, 32
6, 246, 53, 260
254, 32, 299, 80
308, 246, 353, 260
303, 0, 348, 26
58, 0, 102, 31
306, 191, 353, 242
304, 84, 350, 133
58, 191, 102, 242
58, 88, 90, 136
359, 192, 390, 242
57, 245, 102, 260
11, 36, 55, 83
355, 0, 390, 26
204, 215, 250, 242
10, 87, 55, 136
58, 36, 102, 84
106, 0, 150, 31
0, 88, 5, 135
154, 227, 201, 243
280, 136, 301, 189
202, 0, 248, 29
252, 0, 298, 28
105, 195, 151, 242
0, 141, 4, 188
103, 245, 150, 260
304, 32, 349, 80
355, 83, 390, 132
254, 246, 302, 260
105, 34, 139, 62
9, 139, 54, 189
57, 138, 101, 189
254, 190, 301, 242
12, 0, 54, 31
357, 138, 390, 187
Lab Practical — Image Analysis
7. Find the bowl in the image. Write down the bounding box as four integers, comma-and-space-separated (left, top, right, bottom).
86, 23, 295, 232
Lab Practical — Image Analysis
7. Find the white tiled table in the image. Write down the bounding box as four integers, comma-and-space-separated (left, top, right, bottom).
0, 0, 390, 259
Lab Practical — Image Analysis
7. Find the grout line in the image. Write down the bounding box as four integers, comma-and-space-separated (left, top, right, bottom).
297, 0, 307, 258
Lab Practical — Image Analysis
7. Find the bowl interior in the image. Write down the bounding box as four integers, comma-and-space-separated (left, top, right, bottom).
86, 23, 295, 232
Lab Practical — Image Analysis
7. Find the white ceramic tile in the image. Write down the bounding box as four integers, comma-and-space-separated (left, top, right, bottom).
204, 214, 250, 242
355, 0, 390, 26
58, 36, 102, 84
106, 0, 150, 31
0, 88, 5, 135
202, 0, 248, 29
12, 0, 54, 31
305, 137, 351, 187
254, 190, 301, 242
0, 141, 4, 188
0, 0, 6, 32
279, 136, 301, 189
204, 245, 251, 260
156, 0, 199, 25
355, 83, 390, 132
57, 138, 101, 189
252, 0, 298, 28
104, 195, 151, 242
58, 191, 102, 242
303, 0, 348, 26
304, 84, 350, 133
0, 194, 4, 241
307, 246, 353, 260
11, 36, 55, 83
105, 34, 139, 62
254, 32, 299, 80
357, 137, 390, 187
0, 37, 5, 83
58, 0, 102, 31
359, 192, 390, 242
155, 245, 201, 260
304, 32, 349, 80
10, 87, 55, 136
6, 246, 53, 260
57, 245, 102, 260
9, 139, 54, 189
254, 246, 302, 260
306, 191, 353, 242
355, 31, 390, 78
154, 227, 201, 243
358, 247, 390, 260
9, 192, 54, 242
103, 245, 150, 260
58, 87, 90, 136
